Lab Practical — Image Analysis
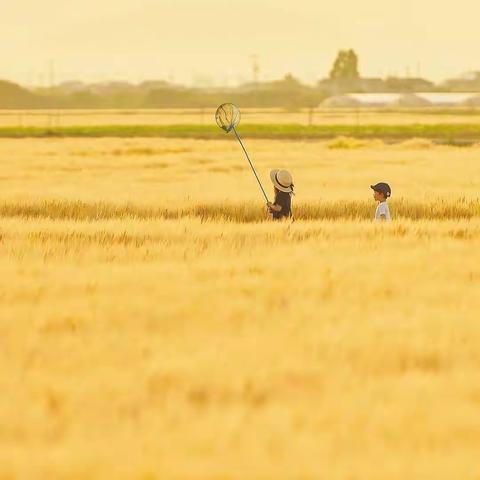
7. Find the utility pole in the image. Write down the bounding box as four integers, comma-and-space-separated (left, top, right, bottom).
47, 60, 56, 130
48, 60, 56, 89
250, 54, 260, 84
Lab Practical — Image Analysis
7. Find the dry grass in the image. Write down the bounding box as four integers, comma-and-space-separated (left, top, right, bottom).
1, 136, 480, 479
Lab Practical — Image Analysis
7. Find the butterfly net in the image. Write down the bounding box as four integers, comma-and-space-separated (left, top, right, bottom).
215, 103, 241, 133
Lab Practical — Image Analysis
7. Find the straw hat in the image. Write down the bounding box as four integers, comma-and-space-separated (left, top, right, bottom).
270, 169, 294, 193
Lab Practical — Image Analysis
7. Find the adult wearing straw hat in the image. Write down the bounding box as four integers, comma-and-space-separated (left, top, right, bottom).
267, 169, 294, 220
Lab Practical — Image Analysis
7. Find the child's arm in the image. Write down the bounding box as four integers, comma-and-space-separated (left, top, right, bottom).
267, 201, 282, 212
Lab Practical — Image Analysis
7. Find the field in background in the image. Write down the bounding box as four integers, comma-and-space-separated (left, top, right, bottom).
2, 136, 480, 202
1, 135, 480, 479
2, 107, 480, 128
2, 108, 480, 143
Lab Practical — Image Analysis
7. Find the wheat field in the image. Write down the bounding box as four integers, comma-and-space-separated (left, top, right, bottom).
2, 108, 480, 128
1, 135, 480, 479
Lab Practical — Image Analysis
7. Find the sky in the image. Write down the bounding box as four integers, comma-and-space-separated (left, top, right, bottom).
2, 0, 479, 86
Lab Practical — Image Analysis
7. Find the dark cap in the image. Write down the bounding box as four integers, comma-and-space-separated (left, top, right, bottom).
370, 182, 391, 197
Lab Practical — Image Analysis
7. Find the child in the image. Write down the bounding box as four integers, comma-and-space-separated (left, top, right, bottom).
267, 169, 294, 220
370, 182, 392, 221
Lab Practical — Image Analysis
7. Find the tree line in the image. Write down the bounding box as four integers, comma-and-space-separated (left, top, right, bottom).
1, 50, 477, 109
0, 76, 326, 109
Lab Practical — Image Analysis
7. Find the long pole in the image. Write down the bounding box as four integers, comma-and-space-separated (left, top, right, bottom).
232, 126, 269, 203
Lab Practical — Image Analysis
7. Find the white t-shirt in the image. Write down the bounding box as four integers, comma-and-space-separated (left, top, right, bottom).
375, 201, 391, 221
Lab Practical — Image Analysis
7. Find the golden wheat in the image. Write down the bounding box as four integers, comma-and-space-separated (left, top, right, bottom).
1, 197, 479, 222
1, 135, 479, 479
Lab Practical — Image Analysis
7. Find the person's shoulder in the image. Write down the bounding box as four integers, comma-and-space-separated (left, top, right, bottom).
379, 202, 388, 212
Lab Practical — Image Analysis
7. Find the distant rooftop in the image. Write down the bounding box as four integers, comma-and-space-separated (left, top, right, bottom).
348, 93, 404, 105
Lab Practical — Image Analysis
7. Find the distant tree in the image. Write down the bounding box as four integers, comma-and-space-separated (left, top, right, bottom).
269, 73, 303, 91
329, 49, 360, 80
0, 80, 42, 108
384, 76, 434, 93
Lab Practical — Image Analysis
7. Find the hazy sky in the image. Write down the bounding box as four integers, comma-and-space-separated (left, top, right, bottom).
2, 0, 479, 86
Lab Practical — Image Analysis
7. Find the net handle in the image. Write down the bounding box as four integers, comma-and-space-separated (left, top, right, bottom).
232, 127, 269, 203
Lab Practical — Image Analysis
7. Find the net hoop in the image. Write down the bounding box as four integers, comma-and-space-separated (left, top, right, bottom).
215, 103, 241, 133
